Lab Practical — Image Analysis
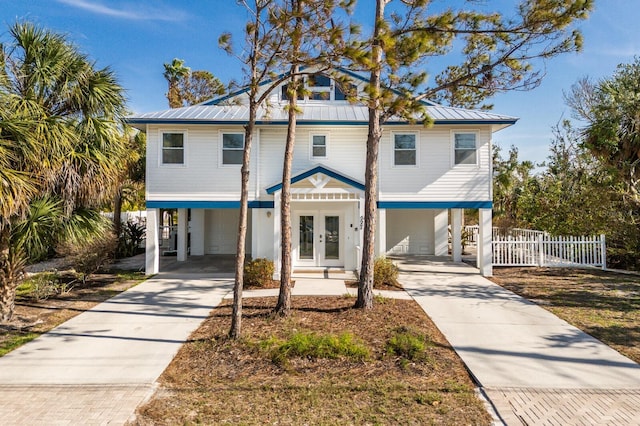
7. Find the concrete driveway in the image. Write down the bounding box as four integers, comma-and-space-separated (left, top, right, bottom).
396, 256, 640, 425
0, 273, 233, 425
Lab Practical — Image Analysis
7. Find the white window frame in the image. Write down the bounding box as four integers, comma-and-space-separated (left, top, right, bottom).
219, 131, 245, 167
306, 73, 333, 102
391, 131, 419, 167
451, 130, 479, 167
309, 133, 329, 160
159, 129, 187, 167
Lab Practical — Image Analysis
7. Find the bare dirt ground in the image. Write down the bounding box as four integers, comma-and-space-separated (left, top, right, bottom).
490, 267, 640, 364
132, 296, 492, 425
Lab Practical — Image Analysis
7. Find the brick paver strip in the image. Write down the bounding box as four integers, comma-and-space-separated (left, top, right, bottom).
0, 384, 154, 425
484, 388, 640, 426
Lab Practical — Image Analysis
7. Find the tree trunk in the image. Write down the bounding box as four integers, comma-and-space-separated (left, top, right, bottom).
0, 227, 16, 322
113, 186, 123, 238
275, 67, 299, 316
356, 0, 386, 310
276, 1, 303, 316
229, 107, 256, 339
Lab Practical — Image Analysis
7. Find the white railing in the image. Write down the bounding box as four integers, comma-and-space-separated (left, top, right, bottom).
464, 226, 548, 246
493, 234, 606, 269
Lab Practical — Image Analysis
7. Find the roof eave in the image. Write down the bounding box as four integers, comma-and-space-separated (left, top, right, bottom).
125, 118, 518, 128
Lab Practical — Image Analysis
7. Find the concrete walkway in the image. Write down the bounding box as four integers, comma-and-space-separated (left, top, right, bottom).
0, 273, 233, 425
3, 259, 640, 425
396, 256, 640, 425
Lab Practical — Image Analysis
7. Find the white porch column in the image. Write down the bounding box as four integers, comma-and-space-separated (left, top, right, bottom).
355, 197, 364, 272
273, 193, 281, 279
145, 208, 159, 275
376, 208, 386, 257
451, 208, 462, 262
190, 209, 205, 256
434, 209, 448, 256
177, 208, 188, 261
251, 207, 260, 259
478, 208, 493, 277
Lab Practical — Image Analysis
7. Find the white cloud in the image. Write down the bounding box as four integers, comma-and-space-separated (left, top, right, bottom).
56, 0, 188, 22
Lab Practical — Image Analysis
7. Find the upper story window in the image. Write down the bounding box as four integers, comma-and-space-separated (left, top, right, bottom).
281, 73, 356, 102
222, 132, 244, 165
311, 134, 327, 159
453, 132, 477, 165
334, 82, 356, 100
161, 131, 185, 165
281, 84, 304, 101
393, 133, 417, 166
308, 73, 331, 100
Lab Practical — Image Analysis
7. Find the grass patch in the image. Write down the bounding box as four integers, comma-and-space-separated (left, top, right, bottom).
387, 326, 431, 361
263, 331, 370, 365
133, 296, 491, 425
0, 332, 40, 357
490, 267, 640, 363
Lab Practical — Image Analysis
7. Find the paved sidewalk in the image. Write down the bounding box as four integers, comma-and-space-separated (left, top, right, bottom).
396, 256, 640, 425
0, 273, 233, 425
4, 260, 640, 425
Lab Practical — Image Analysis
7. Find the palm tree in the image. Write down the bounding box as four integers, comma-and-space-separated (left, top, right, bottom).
163, 58, 190, 108
0, 21, 128, 321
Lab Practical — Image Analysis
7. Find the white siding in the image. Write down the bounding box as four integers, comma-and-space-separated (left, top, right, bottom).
386, 210, 435, 254
258, 127, 368, 193
379, 125, 491, 201
146, 125, 257, 201
147, 123, 492, 203
252, 209, 275, 259
204, 209, 252, 254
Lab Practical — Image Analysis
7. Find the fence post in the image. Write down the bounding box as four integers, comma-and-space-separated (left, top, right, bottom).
538, 234, 544, 267
600, 234, 607, 270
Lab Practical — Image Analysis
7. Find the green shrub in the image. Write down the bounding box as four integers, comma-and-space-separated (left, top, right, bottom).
386, 327, 430, 361
116, 220, 146, 258
58, 231, 117, 284
23, 273, 59, 301
244, 258, 275, 288
18, 272, 74, 301
263, 331, 370, 365
374, 257, 399, 288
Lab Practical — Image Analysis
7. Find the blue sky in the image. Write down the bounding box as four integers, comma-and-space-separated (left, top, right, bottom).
1, 0, 639, 165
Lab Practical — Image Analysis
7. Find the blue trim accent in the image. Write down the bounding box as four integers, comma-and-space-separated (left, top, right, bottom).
146, 200, 274, 209
377, 201, 493, 209
266, 165, 365, 194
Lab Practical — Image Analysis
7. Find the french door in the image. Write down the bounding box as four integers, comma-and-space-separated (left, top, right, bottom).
296, 212, 342, 267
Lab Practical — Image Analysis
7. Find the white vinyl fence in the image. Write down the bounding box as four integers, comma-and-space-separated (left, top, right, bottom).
492, 234, 607, 269
464, 226, 607, 269
464, 226, 547, 245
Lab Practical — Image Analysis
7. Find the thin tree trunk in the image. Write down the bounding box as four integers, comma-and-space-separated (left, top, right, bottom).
356, 0, 386, 310
113, 186, 123, 238
0, 227, 15, 322
275, 67, 299, 316
276, 0, 302, 316
230, 108, 256, 339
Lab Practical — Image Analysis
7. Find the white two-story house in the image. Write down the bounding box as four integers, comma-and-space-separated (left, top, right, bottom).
128, 69, 517, 277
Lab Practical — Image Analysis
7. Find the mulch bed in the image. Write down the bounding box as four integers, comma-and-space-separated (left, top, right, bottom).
132, 296, 491, 425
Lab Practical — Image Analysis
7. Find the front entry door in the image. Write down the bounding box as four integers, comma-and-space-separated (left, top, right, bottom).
296, 213, 342, 267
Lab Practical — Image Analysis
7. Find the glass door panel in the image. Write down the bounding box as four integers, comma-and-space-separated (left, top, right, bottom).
324, 216, 339, 260
299, 215, 314, 259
